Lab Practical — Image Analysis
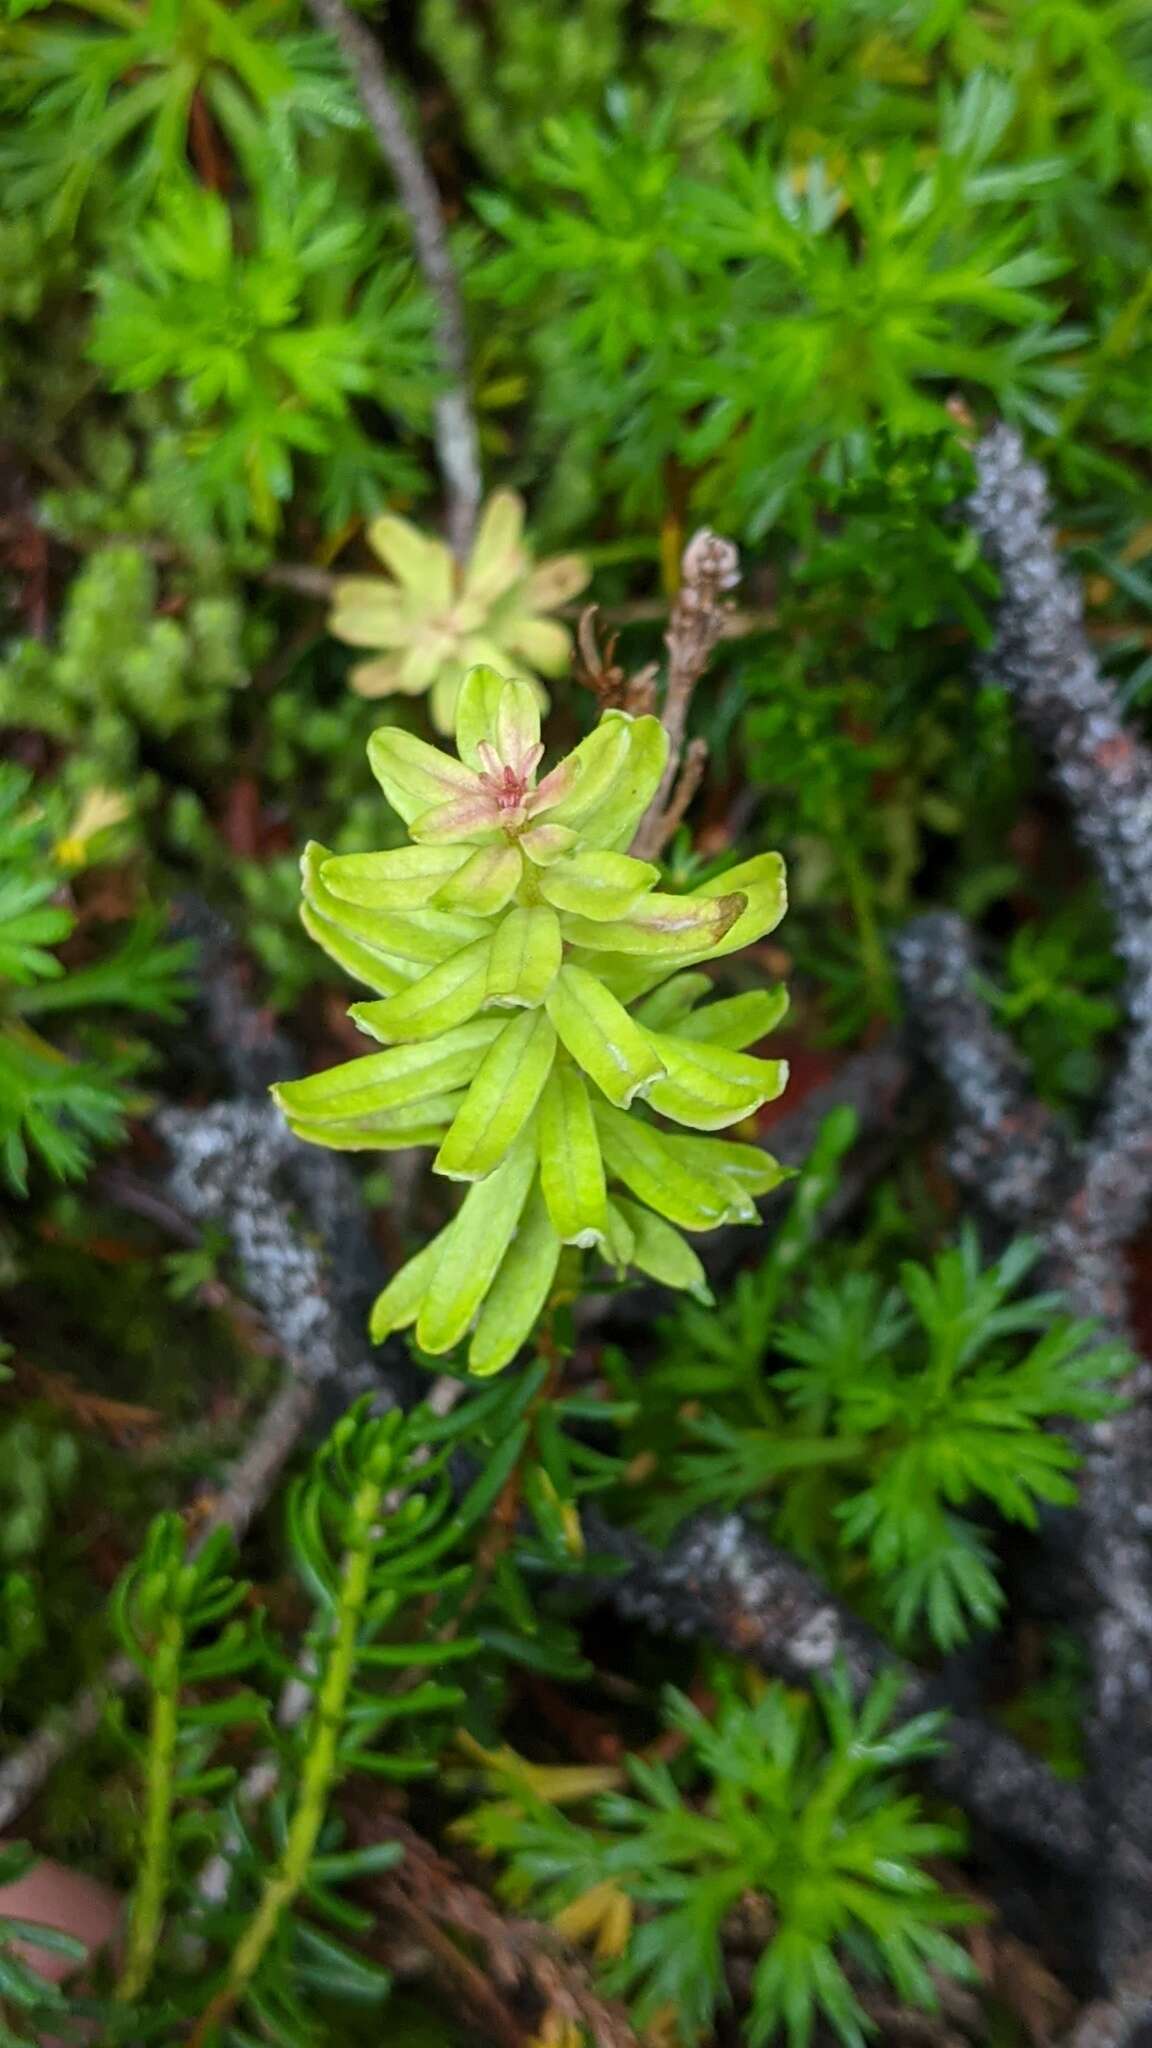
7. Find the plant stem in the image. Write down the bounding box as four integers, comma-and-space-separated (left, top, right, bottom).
837, 831, 896, 1017
304, 0, 482, 557
188, 1462, 387, 2044
116, 1610, 183, 2004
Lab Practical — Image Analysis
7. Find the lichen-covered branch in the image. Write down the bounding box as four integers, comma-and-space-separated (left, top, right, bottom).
158, 1099, 381, 1403
1062, 1950, 1152, 2048
891, 913, 1070, 1226
589, 1510, 1094, 1877
898, 425, 1152, 1986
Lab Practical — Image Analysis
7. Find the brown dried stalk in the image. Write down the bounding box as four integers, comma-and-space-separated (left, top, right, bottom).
631, 527, 740, 859
350, 1811, 639, 2048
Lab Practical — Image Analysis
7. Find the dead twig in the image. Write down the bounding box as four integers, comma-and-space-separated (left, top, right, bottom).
305, 0, 482, 557
350, 1812, 639, 2048
631, 528, 740, 860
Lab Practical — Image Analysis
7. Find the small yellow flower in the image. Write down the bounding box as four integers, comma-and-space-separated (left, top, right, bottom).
553, 1879, 634, 1959
454, 1731, 623, 1806
329, 491, 589, 733
530, 2011, 586, 2048
54, 787, 132, 869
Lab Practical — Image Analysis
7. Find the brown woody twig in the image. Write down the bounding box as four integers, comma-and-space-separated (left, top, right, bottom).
305, 0, 482, 557
631, 528, 740, 859
350, 1811, 639, 2048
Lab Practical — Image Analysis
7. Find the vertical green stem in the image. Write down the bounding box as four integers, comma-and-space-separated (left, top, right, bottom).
189, 1465, 385, 2045
837, 832, 896, 1017
116, 1610, 183, 2004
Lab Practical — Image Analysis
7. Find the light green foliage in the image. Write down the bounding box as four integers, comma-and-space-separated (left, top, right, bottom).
0, 765, 190, 1190
419, 0, 627, 177
275, 668, 790, 1373
330, 490, 588, 731
0, 544, 248, 779
1, 0, 360, 233
12, 1383, 625, 2039
623, 1129, 1127, 1648
90, 177, 435, 533
475, 74, 1075, 535
459, 1668, 974, 2048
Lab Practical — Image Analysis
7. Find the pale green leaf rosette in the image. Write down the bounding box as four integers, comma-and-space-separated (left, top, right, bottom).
274, 666, 790, 1376
330, 491, 589, 734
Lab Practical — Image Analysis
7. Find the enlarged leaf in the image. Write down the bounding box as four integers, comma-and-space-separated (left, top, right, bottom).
418, 1126, 539, 1353
434, 841, 523, 915
301, 843, 424, 995
368, 727, 477, 825
539, 714, 634, 827
352, 937, 494, 1042
571, 713, 669, 851
663, 1130, 791, 1221
645, 1035, 788, 1131
320, 846, 468, 910
676, 986, 790, 1049
611, 1198, 713, 1302
562, 889, 747, 959
463, 671, 541, 770
537, 1060, 608, 1246
286, 1094, 462, 1151
369, 1238, 443, 1342
633, 973, 714, 1032
273, 1019, 503, 1121
520, 822, 579, 866
455, 664, 522, 768
540, 849, 659, 921
300, 902, 414, 998
593, 1103, 742, 1230
546, 964, 666, 1108
303, 843, 489, 965
684, 854, 787, 961
487, 905, 563, 1007
435, 1010, 557, 1181
468, 1184, 562, 1376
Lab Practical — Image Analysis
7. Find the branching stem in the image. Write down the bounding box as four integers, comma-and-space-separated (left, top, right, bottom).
115, 1610, 182, 2004
188, 1457, 388, 2044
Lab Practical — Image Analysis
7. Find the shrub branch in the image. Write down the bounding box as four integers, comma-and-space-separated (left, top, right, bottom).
305, 0, 482, 556
897, 424, 1152, 1988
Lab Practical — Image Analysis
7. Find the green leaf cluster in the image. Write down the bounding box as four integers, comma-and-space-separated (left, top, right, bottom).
4, 1382, 632, 2042
0, 544, 250, 786
624, 1132, 1127, 1648
0, 764, 191, 1191
275, 667, 791, 1373
458, 1667, 974, 2048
